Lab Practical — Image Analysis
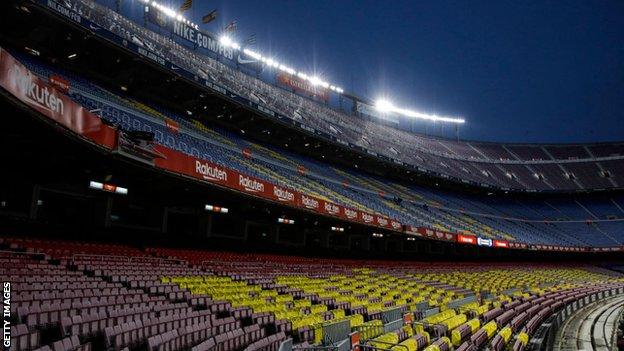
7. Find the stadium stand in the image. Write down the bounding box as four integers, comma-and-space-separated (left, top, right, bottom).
2, 237, 624, 351
10, 0, 624, 192
5, 50, 624, 248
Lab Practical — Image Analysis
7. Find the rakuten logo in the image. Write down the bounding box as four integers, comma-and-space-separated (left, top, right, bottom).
301, 195, 319, 210
410, 227, 423, 236
195, 161, 227, 182
344, 208, 358, 219
239, 175, 264, 193
273, 187, 294, 202
10, 66, 64, 114
377, 217, 388, 226
324, 202, 339, 215
361, 213, 374, 223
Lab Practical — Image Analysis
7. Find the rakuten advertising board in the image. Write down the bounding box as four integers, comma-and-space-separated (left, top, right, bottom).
0, 47, 116, 148
154, 146, 401, 230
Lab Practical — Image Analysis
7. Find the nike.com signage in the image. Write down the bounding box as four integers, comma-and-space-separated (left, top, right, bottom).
172, 22, 233, 60
147, 9, 262, 73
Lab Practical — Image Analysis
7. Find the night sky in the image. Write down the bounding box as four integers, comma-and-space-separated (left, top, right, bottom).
122, 0, 624, 143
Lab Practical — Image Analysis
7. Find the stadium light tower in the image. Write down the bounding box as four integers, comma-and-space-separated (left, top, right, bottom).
375, 99, 465, 124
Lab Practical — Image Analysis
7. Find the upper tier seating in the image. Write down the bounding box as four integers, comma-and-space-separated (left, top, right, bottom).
11, 51, 624, 248
36, 0, 624, 192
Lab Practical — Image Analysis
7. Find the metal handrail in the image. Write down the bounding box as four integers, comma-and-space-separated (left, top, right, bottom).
71, 253, 185, 265
362, 339, 409, 351
0, 249, 46, 258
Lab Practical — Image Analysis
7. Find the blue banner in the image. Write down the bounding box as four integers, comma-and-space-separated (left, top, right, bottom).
146, 6, 263, 73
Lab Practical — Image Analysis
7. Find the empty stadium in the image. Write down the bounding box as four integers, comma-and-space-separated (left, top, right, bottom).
1, 1, 623, 351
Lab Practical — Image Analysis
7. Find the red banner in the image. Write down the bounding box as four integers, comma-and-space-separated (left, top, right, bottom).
165, 118, 180, 134
390, 220, 402, 231
49, 74, 70, 93
410, 227, 455, 242
276, 72, 329, 101
271, 185, 297, 205
297, 165, 306, 175
493, 240, 509, 248
154, 147, 406, 228
457, 234, 477, 245
242, 148, 252, 159
405, 226, 422, 236
360, 212, 375, 225
344, 208, 359, 221
236, 174, 271, 197
299, 194, 320, 212
0, 48, 116, 149
376, 216, 389, 228
154, 147, 407, 230
192, 157, 233, 187
321, 200, 342, 217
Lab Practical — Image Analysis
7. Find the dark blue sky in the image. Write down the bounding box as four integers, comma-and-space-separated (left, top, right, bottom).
151, 0, 624, 143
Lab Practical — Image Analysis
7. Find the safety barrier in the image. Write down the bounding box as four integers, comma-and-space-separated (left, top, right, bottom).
381, 307, 404, 324
361, 339, 409, 351
527, 287, 624, 351
323, 320, 351, 346
383, 319, 404, 334
447, 296, 478, 309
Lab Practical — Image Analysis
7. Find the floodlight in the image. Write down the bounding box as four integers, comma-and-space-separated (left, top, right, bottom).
375, 98, 464, 124
134, 1, 345, 95
375, 99, 395, 112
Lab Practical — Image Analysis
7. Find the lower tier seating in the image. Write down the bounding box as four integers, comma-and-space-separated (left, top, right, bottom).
3, 236, 623, 351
